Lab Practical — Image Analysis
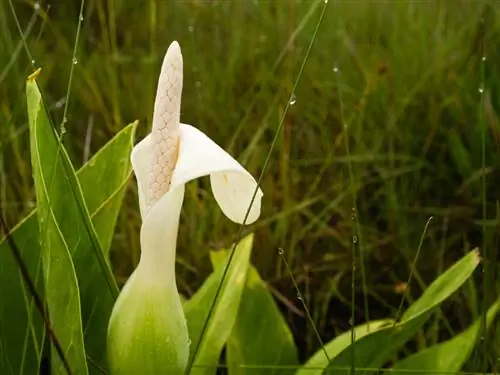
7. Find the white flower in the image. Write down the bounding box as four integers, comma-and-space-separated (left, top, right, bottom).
107, 41, 262, 374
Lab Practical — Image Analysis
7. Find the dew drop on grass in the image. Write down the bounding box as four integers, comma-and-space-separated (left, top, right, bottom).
482, 56, 486, 62
72, 57, 78, 65
289, 93, 296, 105
296, 294, 303, 301
352, 236, 358, 244
79, 15, 84, 22
479, 87, 484, 94
34, 2, 40, 11
333, 66, 339, 73
278, 248, 284, 256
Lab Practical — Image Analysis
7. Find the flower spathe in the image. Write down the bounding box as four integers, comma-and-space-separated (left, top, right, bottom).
107, 41, 263, 374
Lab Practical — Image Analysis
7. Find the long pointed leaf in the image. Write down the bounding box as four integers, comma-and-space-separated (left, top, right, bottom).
321, 249, 480, 375
184, 234, 253, 375
388, 299, 499, 374
0, 75, 136, 374
296, 320, 393, 375
0, 121, 135, 374
28, 76, 89, 374
226, 265, 299, 375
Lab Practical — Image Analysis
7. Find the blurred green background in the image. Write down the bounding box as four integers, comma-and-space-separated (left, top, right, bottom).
2, 0, 500, 371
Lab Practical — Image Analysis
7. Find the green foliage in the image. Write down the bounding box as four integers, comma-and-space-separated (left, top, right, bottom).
1, 1, 499, 373
183, 234, 253, 375
297, 320, 393, 375
0, 77, 136, 374
27, 76, 89, 373
389, 299, 500, 374
225, 264, 299, 375
320, 249, 481, 375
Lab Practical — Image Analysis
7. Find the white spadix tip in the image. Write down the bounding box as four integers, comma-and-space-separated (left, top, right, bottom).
147, 41, 184, 209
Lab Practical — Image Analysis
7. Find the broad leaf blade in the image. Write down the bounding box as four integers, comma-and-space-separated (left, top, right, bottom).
0, 121, 136, 374
388, 300, 500, 375
0, 77, 137, 374
28, 78, 89, 374
322, 249, 480, 375
78, 130, 135, 254
296, 320, 393, 375
226, 265, 299, 375
184, 234, 253, 375
0, 215, 44, 375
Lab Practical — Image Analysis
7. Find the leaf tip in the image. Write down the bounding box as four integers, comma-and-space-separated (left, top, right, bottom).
471, 247, 481, 264
26, 68, 42, 82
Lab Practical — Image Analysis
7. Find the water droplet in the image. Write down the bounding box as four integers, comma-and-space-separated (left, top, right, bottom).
61, 128, 67, 135
188, 25, 194, 33
352, 236, 358, 244
348, 318, 354, 326
324, 0, 328, 3
89, 158, 96, 167
54, 98, 66, 109
34, 2, 40, 11
72, 57, 78, 65
278, 248, 284, 256
479, 87, 484, 94
296, 294, 303, 301
333, 66, 339, 73
289, 93, 296, 105
31, 59, 36, 65
79, 15, 84, 22
482, 56, 486, 62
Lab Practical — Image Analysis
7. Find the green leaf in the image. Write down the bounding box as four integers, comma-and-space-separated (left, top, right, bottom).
296, 320, 393, 375
0, 214, 44, 375
78, 125, 136, 255
184, 234, 253, 375
226, 264, 299, 375
388, 299, 500, 375
27, 78, 136, 374
0, 76, 136, 374
0, 121, 136, 374
28, 78, 89, 374
321, 249, 480, 375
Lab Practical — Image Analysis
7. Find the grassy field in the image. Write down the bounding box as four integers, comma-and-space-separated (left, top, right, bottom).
2, 0, 500, 371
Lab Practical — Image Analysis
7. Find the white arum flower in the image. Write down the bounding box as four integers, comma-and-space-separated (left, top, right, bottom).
107, 41, 263, 374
